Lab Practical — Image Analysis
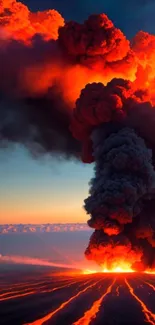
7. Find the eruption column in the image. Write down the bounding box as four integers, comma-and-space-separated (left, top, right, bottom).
84, 127, 155, 270
71, 78, 155, 271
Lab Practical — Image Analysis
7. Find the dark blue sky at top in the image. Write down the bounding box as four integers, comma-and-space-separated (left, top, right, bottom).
23, 0, 155, 37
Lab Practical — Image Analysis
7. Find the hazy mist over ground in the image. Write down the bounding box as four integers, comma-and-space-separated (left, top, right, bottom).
0, 226, 94, 270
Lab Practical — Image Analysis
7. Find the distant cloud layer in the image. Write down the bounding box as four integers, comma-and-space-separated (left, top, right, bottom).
0, 224, 90, 234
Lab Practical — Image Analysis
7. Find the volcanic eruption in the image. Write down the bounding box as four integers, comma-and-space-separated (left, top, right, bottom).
1, 0, 155, 272
70, 79, 155, 272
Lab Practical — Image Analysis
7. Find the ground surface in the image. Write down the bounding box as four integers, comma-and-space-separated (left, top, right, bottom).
1, 266, 155, 325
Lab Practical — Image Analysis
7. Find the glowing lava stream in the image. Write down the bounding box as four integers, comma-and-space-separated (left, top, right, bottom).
0, 290, 36, 302
125, 279, 155, 325
0, 280, 47, 290
142, 281, 155, 291
0, 280, 77, 302
40, 279, 91, 294
0, 288, 37, 299
24, 280, 101, 325
0, 281, 66, 297
0, 278, 73, 296
116, 285, 120, 296
73, 279, 116, 325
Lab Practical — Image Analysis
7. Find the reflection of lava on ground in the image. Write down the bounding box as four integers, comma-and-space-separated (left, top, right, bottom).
1, 267, 155, 325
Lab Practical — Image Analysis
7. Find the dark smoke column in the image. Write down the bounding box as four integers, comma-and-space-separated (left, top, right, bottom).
70, 78, 155, 271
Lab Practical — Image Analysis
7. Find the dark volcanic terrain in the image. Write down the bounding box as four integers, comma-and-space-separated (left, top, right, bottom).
0, 265, 155, 325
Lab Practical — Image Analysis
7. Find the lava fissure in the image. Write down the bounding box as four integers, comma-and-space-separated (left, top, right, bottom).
73, 279, 116, 325
125, 278, 155, 325
0, 280, 77, 302
24, 280, 102, 325
116, 285, 120, 296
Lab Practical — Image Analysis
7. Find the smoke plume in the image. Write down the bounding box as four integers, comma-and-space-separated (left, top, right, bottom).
71, 79, 155, 271
1, 1, 155, 270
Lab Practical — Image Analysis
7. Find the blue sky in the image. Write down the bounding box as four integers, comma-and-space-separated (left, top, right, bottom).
24, 0, 155, 36
1, 0, 155, 224
0, 146, 92, 223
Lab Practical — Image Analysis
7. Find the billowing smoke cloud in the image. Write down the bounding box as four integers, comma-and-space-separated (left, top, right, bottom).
1, 1, 155, 270
0, 0, 140, 159
85, 127, 155, 270
0, 0, 64, 42
71, 78, 155, 271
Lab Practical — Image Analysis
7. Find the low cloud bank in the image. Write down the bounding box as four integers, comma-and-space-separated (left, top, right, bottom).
0, 223, 90, 234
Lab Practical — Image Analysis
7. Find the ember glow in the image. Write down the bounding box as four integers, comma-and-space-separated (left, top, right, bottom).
82, 269, 98, 275
101, 265, 134, 273
2, 270, 155, 324
125, 278, 155, 325
1, 1, 155, 271
25, 280, 101, 325
73, 279, 116, 325
83, 261, 135, 274
83, 266, 134, 274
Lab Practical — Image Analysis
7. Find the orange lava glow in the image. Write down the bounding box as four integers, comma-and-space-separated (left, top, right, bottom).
73, 279, 115, 325
143, 281, 155, 291
0, 289, 36, 302
25, 280, 101, 325
0, 279, 78, 302
102, 266, 134, 273
83, 261, 135, 274
125, 278, 155, 325
2, 273, 155, 324
145, 270, 155, 275
102, 264, 135, 273
82, 270, 98, 275
116, 285, 120, 296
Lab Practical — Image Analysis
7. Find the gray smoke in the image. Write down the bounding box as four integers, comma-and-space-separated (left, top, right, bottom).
84, 126, 155, 269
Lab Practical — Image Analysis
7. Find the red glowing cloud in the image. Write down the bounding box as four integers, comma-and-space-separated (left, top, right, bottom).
0, 0, 64, 42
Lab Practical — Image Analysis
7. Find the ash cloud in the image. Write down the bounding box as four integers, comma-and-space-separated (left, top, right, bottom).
0, 1, 138, 159
71, 78, 155, 271
0, 1, 155, 161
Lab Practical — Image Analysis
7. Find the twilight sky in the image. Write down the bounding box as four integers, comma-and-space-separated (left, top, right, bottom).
0, 0, 155, 224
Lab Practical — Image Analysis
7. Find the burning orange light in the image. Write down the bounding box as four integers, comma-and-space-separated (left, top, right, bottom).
25, 280, 101, 325
101, 261, 135, 273
82, 264, 134, 274
82, 269, 98, 275
145, 270, 155, 275
102, 267, 134, 273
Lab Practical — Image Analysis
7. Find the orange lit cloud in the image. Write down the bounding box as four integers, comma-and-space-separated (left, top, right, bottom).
0, 0, 64, 43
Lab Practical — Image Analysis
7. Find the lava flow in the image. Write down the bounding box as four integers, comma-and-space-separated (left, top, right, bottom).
73, 279, 116, 325
125, 278, 155, 325
1, 269, 155, 324
25, 280, 101, 325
